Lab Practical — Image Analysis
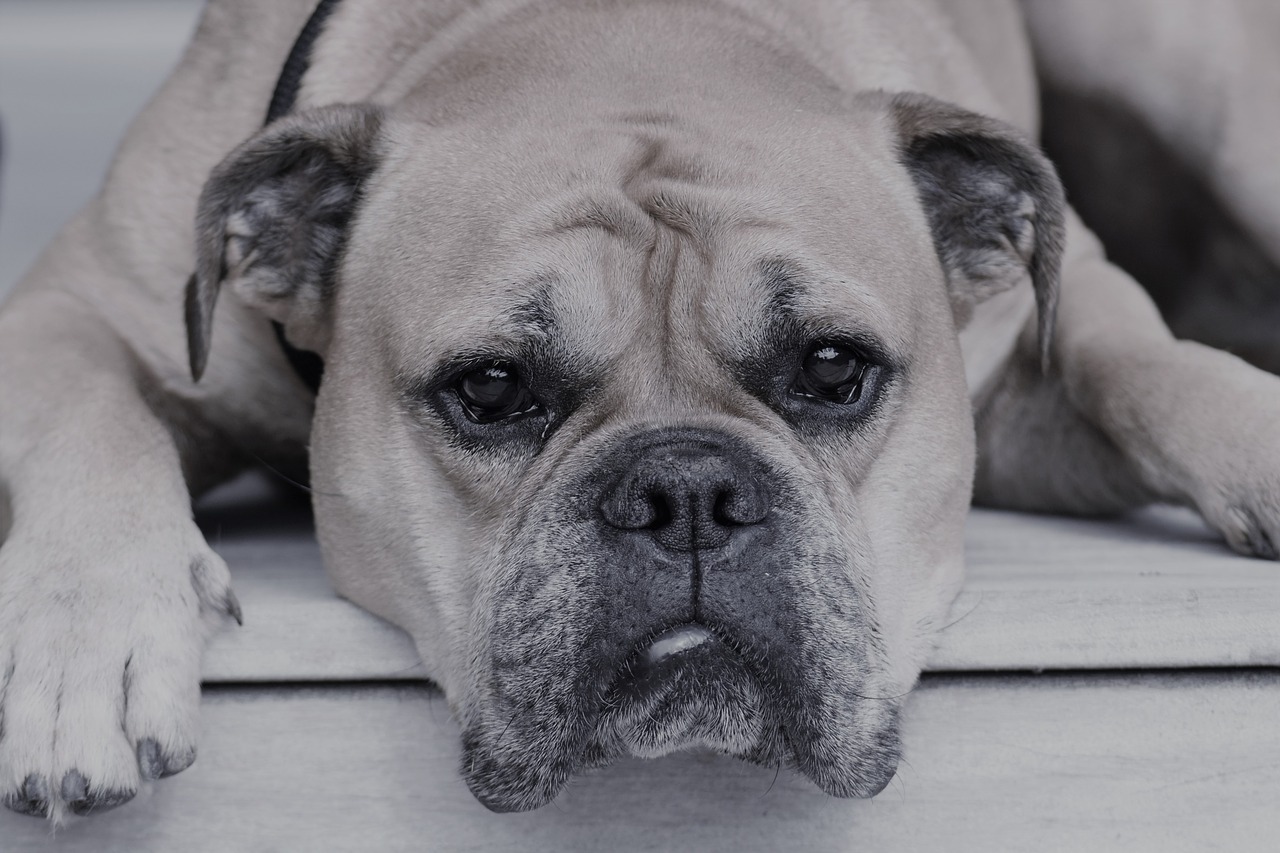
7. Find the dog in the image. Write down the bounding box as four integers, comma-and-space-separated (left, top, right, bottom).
1, 0, 1277, 822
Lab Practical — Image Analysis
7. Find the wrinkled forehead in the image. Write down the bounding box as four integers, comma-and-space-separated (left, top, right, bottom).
339, 112, 936, 378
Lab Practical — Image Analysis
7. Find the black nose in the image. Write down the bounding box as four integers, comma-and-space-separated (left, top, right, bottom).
599, 433, 771, 551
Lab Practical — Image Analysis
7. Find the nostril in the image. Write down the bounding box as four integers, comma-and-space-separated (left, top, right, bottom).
714, 483, 771, 527
712, 491, 740, 526
648, 490, 673, 529
600, 480, 677, 531
597, 434, 773, 541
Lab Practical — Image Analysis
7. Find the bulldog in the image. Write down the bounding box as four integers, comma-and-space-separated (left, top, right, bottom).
1, 0, 1277, 822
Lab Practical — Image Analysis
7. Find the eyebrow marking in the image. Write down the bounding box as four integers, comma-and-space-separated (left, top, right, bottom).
759, 257, 809, 313
751, 257, 903, 370
508, 277, 557, 341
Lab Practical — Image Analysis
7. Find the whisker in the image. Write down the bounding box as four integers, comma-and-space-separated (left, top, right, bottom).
939, 591, 985, 632
850, 686, 915, 702
492, 709, 522, 754
759, 762, 782, 800
248, 452, 347, 499
890, 771, 907, 804
382, 660, 432, 678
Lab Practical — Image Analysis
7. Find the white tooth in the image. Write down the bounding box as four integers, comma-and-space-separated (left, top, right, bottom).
646, 625, 712, 665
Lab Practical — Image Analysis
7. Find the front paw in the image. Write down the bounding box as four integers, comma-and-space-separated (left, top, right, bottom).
1179, 392, 1280, 560
1200, 498, 1280, 560
0, 523, 240, 821
1136, 344, 1280, 561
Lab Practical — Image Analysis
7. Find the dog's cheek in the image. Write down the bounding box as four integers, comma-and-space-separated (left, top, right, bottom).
844, 436, 972, 686
799, 305, 974, 684
0, 478, 11, 546
309, 370, 480, 695
457, 513, 611, 811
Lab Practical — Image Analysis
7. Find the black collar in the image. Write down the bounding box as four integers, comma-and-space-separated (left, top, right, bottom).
264, 0, 345, 395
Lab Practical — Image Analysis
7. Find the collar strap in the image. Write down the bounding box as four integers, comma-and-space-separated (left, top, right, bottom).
266, 0, 345, 394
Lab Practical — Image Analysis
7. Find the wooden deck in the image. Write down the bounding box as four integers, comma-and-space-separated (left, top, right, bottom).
3, 674, 1277, 852
5, 473, 1277, 851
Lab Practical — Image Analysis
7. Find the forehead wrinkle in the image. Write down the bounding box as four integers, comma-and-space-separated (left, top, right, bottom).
544, 192, 655, 247
635, 181, 794, 259
616, 129, 730, 250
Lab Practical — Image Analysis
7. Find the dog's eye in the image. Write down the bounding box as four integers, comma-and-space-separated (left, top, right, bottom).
456, 363, 541, 423
790, 343, 868, 404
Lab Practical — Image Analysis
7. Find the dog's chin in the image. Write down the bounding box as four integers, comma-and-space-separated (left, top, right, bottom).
461, 624, 903, 813
599, 624, 773, 760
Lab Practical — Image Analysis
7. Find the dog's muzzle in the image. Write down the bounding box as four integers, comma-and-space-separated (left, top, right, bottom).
462, 427, 899, 812
594, 430, 776, 698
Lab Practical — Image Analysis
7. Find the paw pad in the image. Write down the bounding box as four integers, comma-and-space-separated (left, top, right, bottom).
3, 774, 50, 818
137, 738, 197, 781
59, 769, 135, 816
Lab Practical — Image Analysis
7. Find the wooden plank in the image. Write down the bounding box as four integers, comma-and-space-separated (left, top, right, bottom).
3, 671, 1276, 851
197, 474, 1280, 681
197, 480, 429, 682
935, 507, 1280, 670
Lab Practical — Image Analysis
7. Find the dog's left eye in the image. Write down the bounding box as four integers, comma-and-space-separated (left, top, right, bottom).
790, 342, 868, 404
456, 363, 541, 423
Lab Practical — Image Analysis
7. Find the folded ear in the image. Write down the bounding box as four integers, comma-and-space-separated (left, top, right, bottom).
887, 93, 1065, 369
186, 104, 385, 381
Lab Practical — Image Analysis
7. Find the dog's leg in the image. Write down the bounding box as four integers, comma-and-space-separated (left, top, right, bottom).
1026, 0, 1280, 374
0, 291, 241, 821
976, 213, 1280, 558
974, 322, 1156, 517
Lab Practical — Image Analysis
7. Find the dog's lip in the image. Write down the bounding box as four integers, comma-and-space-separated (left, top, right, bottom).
644, 623, 713, 665
608, 622, 729, 701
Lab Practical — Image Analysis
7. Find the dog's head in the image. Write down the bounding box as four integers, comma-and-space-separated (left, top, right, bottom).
189, 76, 1062, 810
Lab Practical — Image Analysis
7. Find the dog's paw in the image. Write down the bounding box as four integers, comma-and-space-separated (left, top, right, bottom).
0, 521, 239, 821
1183, 392, 1280, 561
1131, 344, 1280, 561
1179, 426, 1280, 560
1199, 498, 1280, 560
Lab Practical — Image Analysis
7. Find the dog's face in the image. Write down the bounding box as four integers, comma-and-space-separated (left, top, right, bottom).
190, 89, 1062, 811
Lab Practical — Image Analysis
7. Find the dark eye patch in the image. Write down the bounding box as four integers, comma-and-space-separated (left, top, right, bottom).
735, 259, 901, 434
405, 343, 599, 455
729, 313, 897, 436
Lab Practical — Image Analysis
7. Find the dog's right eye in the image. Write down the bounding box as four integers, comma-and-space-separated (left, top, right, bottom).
456, 363, 542, 423
790, 342, 869, 404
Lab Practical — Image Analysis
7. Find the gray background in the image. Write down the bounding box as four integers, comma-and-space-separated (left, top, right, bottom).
0, 0, 204, 298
